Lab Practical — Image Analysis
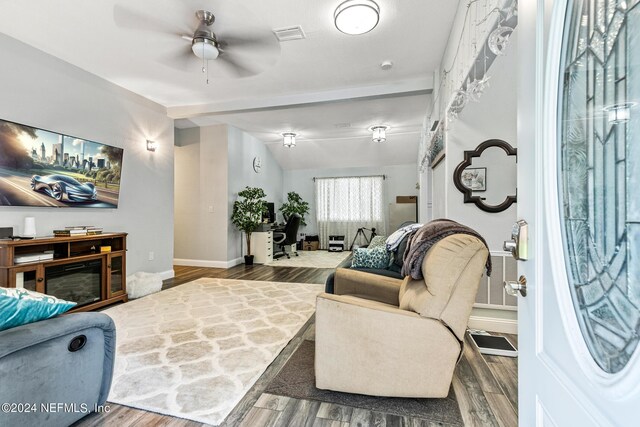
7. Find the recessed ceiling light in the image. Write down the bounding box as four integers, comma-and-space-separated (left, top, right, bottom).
334, 0, 380, 35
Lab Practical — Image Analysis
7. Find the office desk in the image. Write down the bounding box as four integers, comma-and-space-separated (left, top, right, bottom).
251, 227, 297, 264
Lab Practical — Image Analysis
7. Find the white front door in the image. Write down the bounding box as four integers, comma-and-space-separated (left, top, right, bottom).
518, 0, 640, 425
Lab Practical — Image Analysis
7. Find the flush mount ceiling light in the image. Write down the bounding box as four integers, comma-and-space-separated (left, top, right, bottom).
603, 102, 636, 124
282, 132, 297, 148
369, 125, 389, 143
334, 0, 380, 35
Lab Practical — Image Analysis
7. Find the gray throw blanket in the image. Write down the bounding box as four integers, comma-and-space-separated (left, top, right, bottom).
401, 219, 492, 280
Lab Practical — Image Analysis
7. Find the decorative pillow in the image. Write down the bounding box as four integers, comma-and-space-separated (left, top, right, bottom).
352, 246, 390, 269
0, 288, 76, 331
368, 235, 387, 249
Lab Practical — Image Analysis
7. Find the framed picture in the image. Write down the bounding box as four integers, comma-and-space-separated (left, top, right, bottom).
460, 167, 487, 192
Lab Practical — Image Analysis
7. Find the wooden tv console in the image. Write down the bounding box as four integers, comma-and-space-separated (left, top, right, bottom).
0, 232, 127, 312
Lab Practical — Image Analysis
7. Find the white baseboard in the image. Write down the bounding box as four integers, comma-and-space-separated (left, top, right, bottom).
468, 315, 518, 334
227, 257, 244, 268
173, 258, 244, 269
157, 269, 175, 281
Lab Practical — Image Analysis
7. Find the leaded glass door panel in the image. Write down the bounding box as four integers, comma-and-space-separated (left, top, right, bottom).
559, 0, 640, 374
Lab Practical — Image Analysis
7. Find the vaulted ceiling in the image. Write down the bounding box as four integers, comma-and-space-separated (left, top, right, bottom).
0, 0, 460, 169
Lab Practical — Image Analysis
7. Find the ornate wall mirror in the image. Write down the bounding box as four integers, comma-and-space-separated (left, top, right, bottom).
453, 139, 517, 213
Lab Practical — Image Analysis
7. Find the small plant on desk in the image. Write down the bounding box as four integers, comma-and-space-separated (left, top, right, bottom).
279, 191, 310, 226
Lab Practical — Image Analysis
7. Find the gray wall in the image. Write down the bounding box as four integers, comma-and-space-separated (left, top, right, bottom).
174, 125, 283, 265
174, 125, 230, 263
227, 126, 283, 261
0, 34, 174, 276
282, 164, 418, 237
431, 32, 518, 251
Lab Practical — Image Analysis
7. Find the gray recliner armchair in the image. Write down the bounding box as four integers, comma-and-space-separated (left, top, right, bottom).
0, 312, 116, 427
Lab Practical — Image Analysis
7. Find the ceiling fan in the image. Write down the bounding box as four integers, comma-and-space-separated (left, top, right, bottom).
113, 4, 280, 81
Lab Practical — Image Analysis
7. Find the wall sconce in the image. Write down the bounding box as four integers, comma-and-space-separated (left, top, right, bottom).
604, 102, 635, 124
282, 132, 297, 148
146, 140, 157, 152
369, 125, 389, 143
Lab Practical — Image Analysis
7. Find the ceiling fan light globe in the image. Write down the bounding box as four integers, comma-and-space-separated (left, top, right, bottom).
192, 39, 219, 60
334, 0, 380, 35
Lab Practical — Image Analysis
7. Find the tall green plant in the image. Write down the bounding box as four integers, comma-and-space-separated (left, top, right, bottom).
279, 191, 310, 226
231, 186, 267, 257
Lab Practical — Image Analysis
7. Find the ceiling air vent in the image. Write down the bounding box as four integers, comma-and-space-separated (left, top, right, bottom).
273, 26, 306, 42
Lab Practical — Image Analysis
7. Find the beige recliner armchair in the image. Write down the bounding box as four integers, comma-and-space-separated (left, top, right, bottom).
315, 234, 488, 398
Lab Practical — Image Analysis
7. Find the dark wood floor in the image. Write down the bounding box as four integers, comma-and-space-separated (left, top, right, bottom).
75, 264, 517, 427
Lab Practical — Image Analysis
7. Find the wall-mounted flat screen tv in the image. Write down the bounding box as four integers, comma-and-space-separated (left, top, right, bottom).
0, 119, 123, 208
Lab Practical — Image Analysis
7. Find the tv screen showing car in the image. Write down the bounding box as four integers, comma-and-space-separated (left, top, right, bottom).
0, 118, 123, 208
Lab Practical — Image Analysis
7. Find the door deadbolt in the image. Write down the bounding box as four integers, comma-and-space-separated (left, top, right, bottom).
504, 220, 528, 261
504, 275, 527, 297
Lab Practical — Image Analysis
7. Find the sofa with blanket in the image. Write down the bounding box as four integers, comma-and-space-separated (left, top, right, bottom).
315, 233, 490, 397
324, 222, 416, 293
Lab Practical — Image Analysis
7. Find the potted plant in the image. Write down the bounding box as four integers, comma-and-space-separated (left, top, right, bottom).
279, 191, 310, 226
231, 186, 268, 265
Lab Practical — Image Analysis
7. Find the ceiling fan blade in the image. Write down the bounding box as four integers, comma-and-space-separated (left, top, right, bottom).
113, 4, 189, 35
217, 33, 276, 49
158, 47, 199, 72
216, 53, 259, 78
217, 31, 280, 57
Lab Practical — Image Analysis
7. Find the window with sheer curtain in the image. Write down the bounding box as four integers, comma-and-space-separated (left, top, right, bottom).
315, 175, 385, 249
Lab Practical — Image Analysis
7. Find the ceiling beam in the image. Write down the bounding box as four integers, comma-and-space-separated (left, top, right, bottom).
167, 76, 433, 119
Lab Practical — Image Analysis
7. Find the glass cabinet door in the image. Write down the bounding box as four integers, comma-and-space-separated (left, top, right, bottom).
14, 266, 42, 292
108, 255, 124, 297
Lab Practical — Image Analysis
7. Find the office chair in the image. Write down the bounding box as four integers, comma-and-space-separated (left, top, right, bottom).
273, 213, 301, 259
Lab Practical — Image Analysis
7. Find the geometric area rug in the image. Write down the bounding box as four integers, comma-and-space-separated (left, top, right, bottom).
267, 249, 351, 268
265, 340, 464, 426
103, 278, 324, 425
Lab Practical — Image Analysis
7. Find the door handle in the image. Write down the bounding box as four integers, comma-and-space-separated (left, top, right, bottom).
504, 219, 528, 260
504, 275, 527, 297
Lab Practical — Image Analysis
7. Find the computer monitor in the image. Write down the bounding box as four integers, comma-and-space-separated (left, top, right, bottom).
263, 202, 276, 224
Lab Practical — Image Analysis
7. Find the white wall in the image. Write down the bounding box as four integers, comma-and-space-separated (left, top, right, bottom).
0, 34, 174, 277
227, 126, 283, 261
282, 164, 418, 237
430, 32, 518, 251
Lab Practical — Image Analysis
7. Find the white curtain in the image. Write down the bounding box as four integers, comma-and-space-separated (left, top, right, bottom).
315, 176, 386, 249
